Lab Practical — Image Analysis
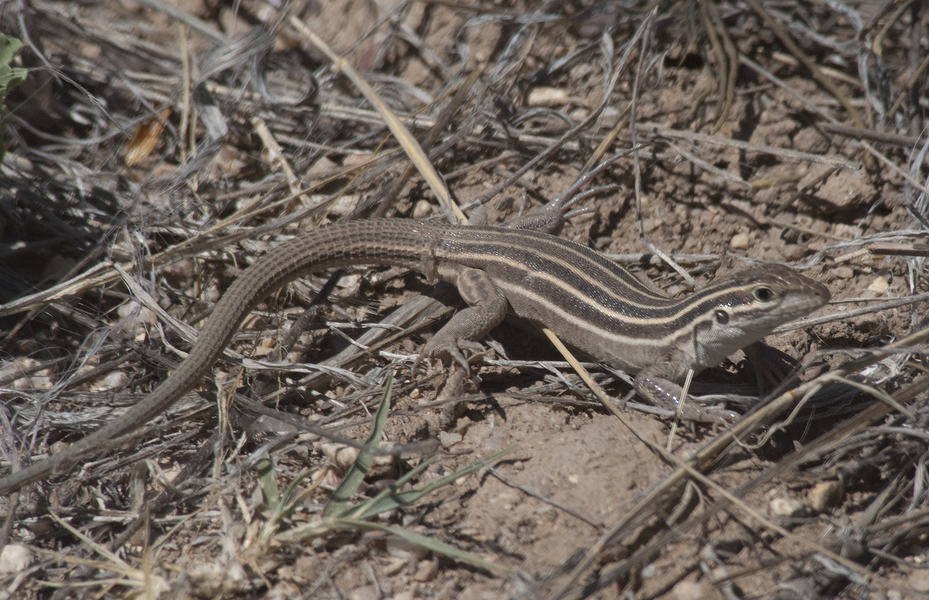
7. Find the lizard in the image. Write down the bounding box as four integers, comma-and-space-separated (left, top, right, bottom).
0, 205, 830, 494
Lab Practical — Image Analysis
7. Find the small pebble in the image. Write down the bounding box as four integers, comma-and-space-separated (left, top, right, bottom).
330, 193, 360, 216
327, 444, 360, 469
868, 277, 889, 293
834, 266, 854, 279
383, 557, 407, 576
96, 371, 129, 392
412, 200, 433, 219
729, 232, 750, 250
781, 244, 803, 260
671, 580, 707, 600
306, 156, 337, 177
348, 586, 379, 600
642, 217, 662, 234
769, 496, 801, 518
909, 570, 929, 592
387, 536, 430, 560
526, 86, 572, 107
117, 300, 142, 319
809, 480, 844, 512
439, 431, 462, 448
0, 544, 33, 576
203, 283, 221, 304
413, 559, 439, 582
50, 440, 70, 455
342, 152, 373, 167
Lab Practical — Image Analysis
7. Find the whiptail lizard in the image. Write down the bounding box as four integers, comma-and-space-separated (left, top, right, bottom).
0, 208, 830, 494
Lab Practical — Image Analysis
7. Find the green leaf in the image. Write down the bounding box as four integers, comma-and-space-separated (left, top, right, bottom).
0, 34, 27, 164
332, 518, 508, 575
350, 445, 516, 520
256, 455, 281, 511
324, 371, 394, 517
0, 34, 26, 106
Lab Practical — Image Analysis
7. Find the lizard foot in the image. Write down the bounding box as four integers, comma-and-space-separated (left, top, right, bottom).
414, 336, 486, 374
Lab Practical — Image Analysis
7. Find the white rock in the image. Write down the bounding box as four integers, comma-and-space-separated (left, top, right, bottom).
867, 276, 889, 293
0, 544, 33, 576
730, 232, 750, 249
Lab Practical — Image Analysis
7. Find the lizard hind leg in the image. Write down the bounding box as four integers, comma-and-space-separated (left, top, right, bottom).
418, 267, 509, 371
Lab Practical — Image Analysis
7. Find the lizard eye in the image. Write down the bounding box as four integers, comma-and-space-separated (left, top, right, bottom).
715, 310, 729, 324
754, 287, 774, 303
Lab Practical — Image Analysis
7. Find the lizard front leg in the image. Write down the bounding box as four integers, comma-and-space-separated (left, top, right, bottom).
634, 362, 739, 423
421, 267, 509, 369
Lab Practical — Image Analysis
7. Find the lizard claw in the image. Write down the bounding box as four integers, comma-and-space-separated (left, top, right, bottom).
414, 337, 485, 374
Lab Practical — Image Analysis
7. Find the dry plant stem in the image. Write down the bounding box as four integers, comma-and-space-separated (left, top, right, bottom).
549, 319, 929, 597
0, 491, 19, 552
777, 290, 929, 333
654, 125, 860, 169
742, 0, 866, 131
887, 49, 929, 120
665, 369, 694, 452
820, 122, 921, 148
709, 322, 929, 462
770, 166, 836, 217
738, 53, 838, 124
370, 0, 454, 80
867, 245, 929, 258
132, 0, 224, 44
472, 9, 655, 209
288, 16, 464, 225
543, 324, 881, 598
580, 105, 630, 174
0, 174, 373, 321
859, 140, 929, 199
697, 0, 727, 125
252, 117, 305, 199
367, 66, 485, 219
630, 15, 695, 288
176, 20, 192, 164
703, 0, 737, 134
486, 463, 602, 528
666, 141, 751, 189
858, 0, 900, 39
871, 0, 916, 58
582, 374, 929, 599
557, 366, 929, 599
107, 429, 222, 553
8, 2, 921, 596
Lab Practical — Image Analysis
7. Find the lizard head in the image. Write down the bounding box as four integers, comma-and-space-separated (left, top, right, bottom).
690, 264, 830, 369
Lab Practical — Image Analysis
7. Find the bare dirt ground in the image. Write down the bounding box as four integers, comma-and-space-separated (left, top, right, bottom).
1, 0, 928, 598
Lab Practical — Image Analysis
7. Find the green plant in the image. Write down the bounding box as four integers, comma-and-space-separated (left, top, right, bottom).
0, 34, 27, 163
254, 372, 513, 574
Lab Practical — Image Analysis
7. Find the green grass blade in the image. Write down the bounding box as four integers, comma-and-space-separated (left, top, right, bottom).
0, 34, 26, 164
324, 372, 394, 517
333, 518, 508, 575
256, 455, 281, 511
352, 445, 516, 520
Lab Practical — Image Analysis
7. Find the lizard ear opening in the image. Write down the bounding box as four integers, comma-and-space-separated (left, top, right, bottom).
715, 309, 730, 324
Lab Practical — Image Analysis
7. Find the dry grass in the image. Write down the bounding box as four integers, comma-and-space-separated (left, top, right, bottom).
1, 0, 928, 598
